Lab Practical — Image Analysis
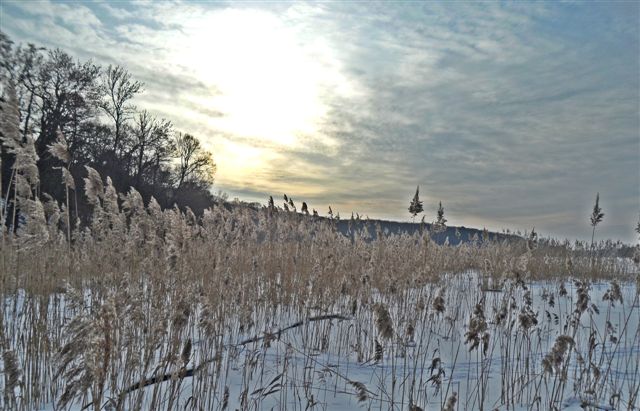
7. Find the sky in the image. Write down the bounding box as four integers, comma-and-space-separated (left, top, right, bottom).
1, 0, 639, 242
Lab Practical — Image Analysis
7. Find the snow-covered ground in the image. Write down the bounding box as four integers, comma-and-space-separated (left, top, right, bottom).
3, 272, 639, 410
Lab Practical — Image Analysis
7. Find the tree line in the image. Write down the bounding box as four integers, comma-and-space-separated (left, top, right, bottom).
0, 32, 217, 228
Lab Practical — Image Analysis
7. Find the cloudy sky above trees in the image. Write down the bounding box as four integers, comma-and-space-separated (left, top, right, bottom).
1, 1, 638, 241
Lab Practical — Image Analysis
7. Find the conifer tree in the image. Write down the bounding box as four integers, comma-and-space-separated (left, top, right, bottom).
433, 201, 447, 234
408, 186, 423, 220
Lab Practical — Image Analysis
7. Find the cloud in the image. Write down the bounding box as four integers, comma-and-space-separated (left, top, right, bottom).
250, 2, 639, 241
2, 1, 638, 241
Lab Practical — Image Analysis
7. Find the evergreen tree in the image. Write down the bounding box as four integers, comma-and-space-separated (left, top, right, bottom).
433, 201, 447, 234
408, 186, 423, 220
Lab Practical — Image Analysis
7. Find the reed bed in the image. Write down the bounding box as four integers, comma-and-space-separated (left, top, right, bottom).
0, 168, 639, 410
0, 184, 640, 410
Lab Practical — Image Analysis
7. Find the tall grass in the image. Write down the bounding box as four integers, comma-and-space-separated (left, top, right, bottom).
0, 128, 638, 409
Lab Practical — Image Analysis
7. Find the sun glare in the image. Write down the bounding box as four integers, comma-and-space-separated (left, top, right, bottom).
215, 139, 275, 183
173, 9, 332, 147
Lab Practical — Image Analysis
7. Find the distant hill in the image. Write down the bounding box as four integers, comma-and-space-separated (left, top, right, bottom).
333, 218, 514, 245
218, 199, 516, 245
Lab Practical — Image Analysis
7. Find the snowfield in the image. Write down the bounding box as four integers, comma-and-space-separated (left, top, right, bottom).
3, 271, 638, 411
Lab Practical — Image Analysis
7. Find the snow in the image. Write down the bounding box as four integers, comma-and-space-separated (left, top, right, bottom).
3, 272, 639, 410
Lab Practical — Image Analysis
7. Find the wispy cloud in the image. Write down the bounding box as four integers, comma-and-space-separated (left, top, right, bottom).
1, 0, 637, 241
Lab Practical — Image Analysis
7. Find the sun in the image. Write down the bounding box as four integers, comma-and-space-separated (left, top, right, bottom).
172, 8, 330, 147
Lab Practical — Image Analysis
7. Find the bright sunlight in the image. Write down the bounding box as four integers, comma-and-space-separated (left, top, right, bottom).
173, 9, 333, 147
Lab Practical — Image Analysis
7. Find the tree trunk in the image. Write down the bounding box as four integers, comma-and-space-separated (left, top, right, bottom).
135, 143, 145, 187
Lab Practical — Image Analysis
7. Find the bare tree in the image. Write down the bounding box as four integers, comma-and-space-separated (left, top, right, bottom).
15, 44, 44, 142
99, 65, 143, 153
33, 49, 101, 155
1, 32, 220, 217
172, 133, 216, 189
130, 110, 172, 187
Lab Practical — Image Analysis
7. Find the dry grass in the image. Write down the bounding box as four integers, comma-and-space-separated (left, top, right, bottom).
0, 163, 638, 410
